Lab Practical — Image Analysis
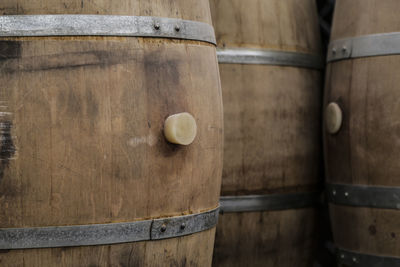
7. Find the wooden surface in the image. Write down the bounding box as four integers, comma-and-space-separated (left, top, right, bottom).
0, 0, 212, 24
330, 205, 400, 257
219, 64, 321, 196
210, 0, 322, 266
324, 56, 400, 186
213, 209, 318, 267
210, 0, 321, 53
0, 37, 223, 228
331, 0, 400, 40
325, 0, 400, 259
0, 228, 216, 267
0, 1, 223, 266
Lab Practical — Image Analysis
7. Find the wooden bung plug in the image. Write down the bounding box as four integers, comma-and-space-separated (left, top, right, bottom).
325, 102, 342, 134
164, 112, 197, 145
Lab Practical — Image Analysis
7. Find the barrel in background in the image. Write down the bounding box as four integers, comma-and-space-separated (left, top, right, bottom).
0, 1, 223, 266
210, 0, 323, 266
324, 0, 400, 266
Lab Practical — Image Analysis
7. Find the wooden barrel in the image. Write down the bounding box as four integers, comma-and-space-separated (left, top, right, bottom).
324, 1, 400, 266
209, 0, 323, 266
0, 1, 223, 266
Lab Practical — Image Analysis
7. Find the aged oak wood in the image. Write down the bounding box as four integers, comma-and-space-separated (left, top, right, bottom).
325, 0, 400, 262
210, 0, 321, 53
0, 228, 216, 267
210, 0, 322, 266
0, 1, 223, 266
213, 209, 318, 267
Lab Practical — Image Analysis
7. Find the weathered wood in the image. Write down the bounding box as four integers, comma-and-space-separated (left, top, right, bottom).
0, 1, 223, 266
213, 209, 318, 267
219, 64, 321, 196
0, 0, 212, 24
331, 0, 400, 40
210, 0, 322, 266
325, 0, 400, 260
330, 205, 400, 256
210, 0, 321, 53
0, 228, 216, 267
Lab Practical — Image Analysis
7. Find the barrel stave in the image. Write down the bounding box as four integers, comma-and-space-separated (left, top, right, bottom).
325, 0, 400, 264
211, 0, 322, 266
0, 0, 212, 24
0, 0, 223, 265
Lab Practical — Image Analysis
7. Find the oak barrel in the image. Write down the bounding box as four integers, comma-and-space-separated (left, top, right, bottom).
210, 0, 323, 266
324, 1, 400, 266
0, 1, 223, 266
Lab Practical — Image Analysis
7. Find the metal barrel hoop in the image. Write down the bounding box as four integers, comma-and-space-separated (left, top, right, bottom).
219, 192, 320, 213
337, 248, 400, 267
327, 32, 400, 62
217, 48, 324, 69
0, 15, 216, 45
326, 183, 400, 210
0, 207, 219, 250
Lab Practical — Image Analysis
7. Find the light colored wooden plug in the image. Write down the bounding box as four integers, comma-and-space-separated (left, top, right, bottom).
164, 112, 197, 145
325, 102, 342, 134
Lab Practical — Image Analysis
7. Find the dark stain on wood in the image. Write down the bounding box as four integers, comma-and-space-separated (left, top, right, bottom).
1, 49, 140, 73
118, 247, 144, 267
67, 90, 82, 116
143, 50, 187, 157
85, 89, 99, 119
0, 41, 22, 60
368, 225, 377, 235
0, 121, 15, 182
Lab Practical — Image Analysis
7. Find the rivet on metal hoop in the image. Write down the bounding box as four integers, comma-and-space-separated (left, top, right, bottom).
154, 23, 161, 30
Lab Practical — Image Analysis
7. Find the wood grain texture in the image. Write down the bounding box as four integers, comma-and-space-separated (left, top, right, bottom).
330, 205, 400, 257
213, 209, 318, 267
220, 64, 321, 196
0, 38, 223, 227
0, 228, 216, 267
0, 0, 212, 24
0, 0, 222, 266
210, 0, 322, 266
325, 0, 400, 259
325, 56, 400, 258
331, 0, 400, 40
209, 0, 321, 53
324, 56, 400, 186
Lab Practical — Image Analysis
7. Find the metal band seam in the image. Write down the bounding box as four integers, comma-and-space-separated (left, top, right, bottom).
337, 248, 400, 267
0, 15, 216, 45
326, 183, 400, 210
327, 32, 400, 62
0, 207, 219, 250
219, 192, 320, 213
217, 48, 323, 69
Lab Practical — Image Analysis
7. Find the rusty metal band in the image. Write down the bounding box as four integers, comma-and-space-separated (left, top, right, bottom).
0, 15, 216, 45
327, 32, 400, 62
326, 183, 400, 210
0, 207, 219, 250
217, 48, 324, 69
219, 192, 320, 213
337, 248, 400, 267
